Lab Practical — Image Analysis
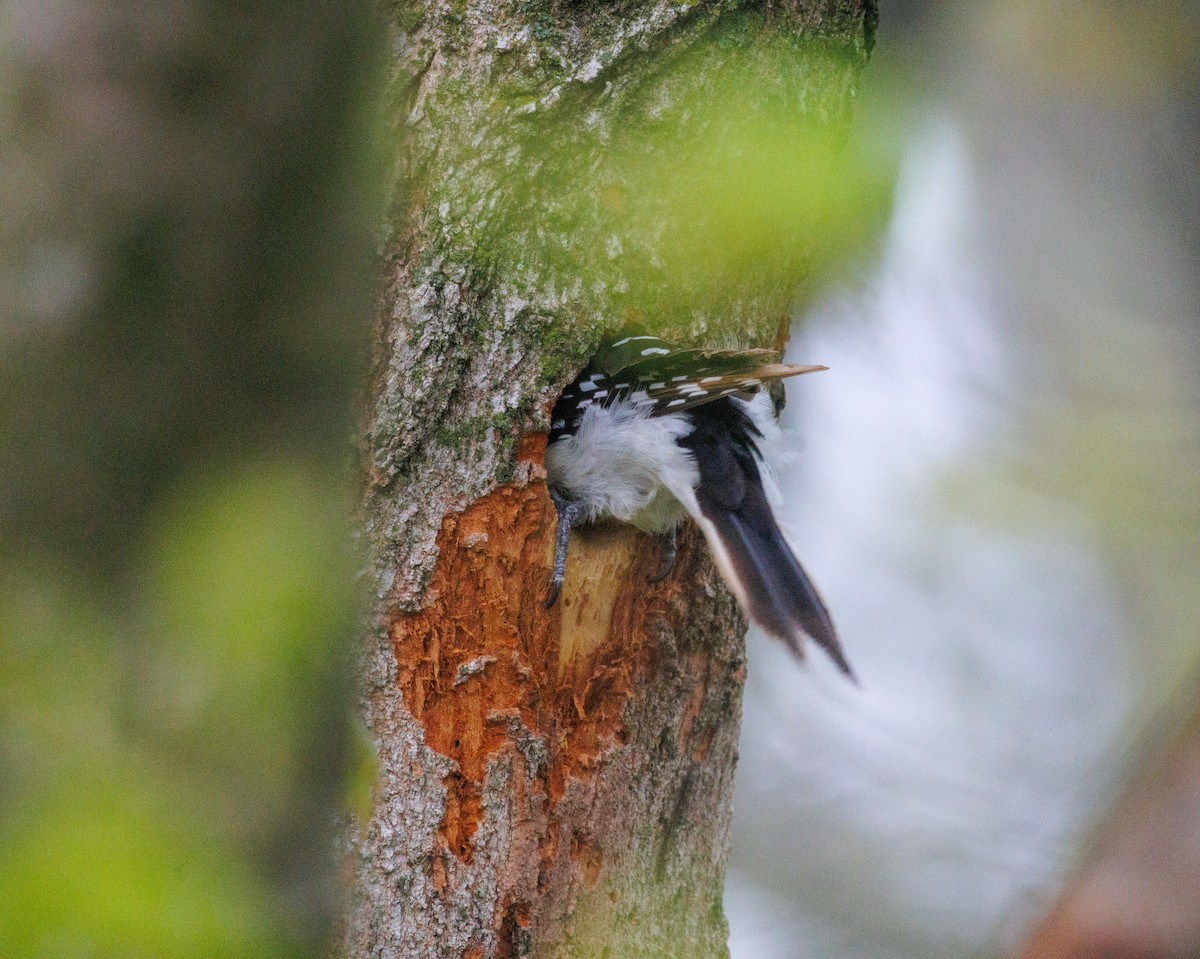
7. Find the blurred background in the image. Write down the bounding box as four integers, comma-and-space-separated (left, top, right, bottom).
2, 1, 1197, 958
728, 3, 1200, 958
0, 2, 380, 956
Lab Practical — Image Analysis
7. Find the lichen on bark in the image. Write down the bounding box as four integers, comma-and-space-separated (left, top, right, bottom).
346, 2, 877, 957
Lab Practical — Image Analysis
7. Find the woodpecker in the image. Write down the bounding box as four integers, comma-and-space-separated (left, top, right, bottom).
544, 329, 852, 677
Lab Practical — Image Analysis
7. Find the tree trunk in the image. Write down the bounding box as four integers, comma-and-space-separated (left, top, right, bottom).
345, 2, 876, 957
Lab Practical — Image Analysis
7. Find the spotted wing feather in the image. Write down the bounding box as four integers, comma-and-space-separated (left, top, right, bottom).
638, 362, 827, 416
549, 332, 826, 439
595, 332, 783, 378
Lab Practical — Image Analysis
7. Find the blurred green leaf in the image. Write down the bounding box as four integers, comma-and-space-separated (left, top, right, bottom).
0, 463, 360, 958
0, 774, 279, 959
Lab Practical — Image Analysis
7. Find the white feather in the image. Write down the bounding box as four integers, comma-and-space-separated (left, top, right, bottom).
662, 478, 753, 614
544, 398, 697, 533
739, 392, 784, 507
545, 390, 786, 619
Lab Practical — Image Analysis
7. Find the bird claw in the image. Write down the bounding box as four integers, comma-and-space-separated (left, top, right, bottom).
546, 489, 585, 609
647, 525, 678, 585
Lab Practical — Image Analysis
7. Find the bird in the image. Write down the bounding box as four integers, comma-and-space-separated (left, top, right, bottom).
543, 328, 852, 677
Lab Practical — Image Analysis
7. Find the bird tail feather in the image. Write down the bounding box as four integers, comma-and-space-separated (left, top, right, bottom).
666, 472, 853, 677
661, 400, 853, 678
698, 502, 853, 678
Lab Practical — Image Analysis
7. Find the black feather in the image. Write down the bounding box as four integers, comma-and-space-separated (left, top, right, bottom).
679, 400, 852, 676
547, 332, 823, 442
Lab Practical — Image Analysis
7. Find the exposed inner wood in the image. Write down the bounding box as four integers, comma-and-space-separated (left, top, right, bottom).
558, 522, 642, 675
390, 435, 707, 866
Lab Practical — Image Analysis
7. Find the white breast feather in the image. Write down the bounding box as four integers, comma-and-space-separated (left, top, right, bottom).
545, 391, 782, 546
545, 398, 698, 532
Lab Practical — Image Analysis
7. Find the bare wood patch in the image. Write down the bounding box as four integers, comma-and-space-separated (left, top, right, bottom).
390, 433, 709, 872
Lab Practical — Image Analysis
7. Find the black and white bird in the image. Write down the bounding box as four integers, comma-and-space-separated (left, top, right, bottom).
544, 329, 852, 677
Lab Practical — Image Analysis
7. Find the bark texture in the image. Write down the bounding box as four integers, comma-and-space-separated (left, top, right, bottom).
347, 2, 876, 957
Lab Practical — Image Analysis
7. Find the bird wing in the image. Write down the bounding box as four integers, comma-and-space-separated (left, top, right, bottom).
661, 400, 853, 677
637, 362, 826, 417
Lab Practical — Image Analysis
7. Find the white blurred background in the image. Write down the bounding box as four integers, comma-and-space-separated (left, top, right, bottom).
726, 4, 1200, 957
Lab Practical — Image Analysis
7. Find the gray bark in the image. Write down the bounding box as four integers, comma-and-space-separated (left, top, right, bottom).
345, 2, 876, 957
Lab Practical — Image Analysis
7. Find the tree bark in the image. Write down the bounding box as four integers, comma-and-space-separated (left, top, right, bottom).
345, 2, 876, 957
